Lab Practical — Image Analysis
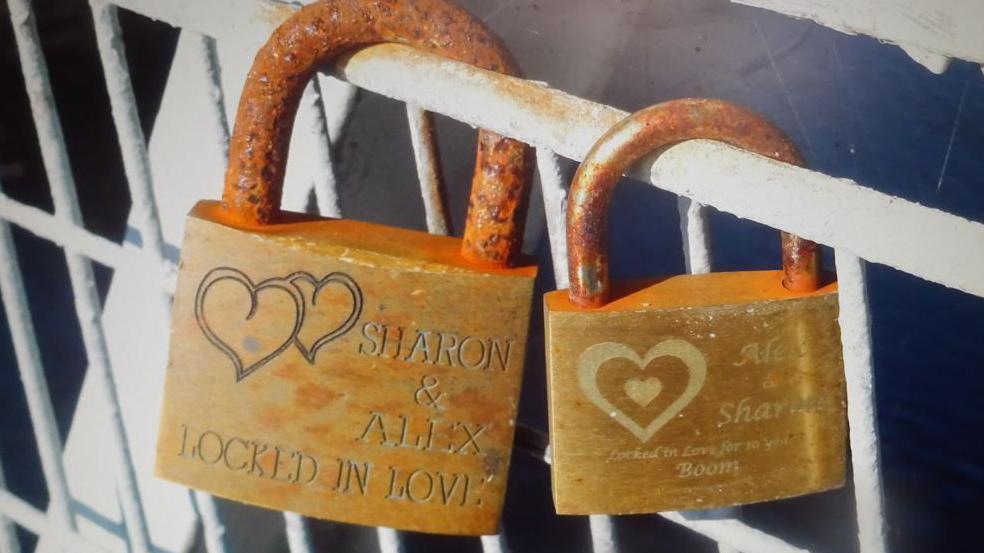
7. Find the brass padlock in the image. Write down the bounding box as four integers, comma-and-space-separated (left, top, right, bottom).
544, 99, 846, 515
156, 0, 536, 536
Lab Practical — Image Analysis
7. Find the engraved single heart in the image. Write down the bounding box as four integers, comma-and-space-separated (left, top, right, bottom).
195, 267, 304, 382
287, 271, 363, 364
577, 339, 707, 443
624, 377, 663, 407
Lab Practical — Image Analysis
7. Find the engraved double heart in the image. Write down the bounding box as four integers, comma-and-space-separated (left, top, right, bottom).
194, 267, 363, 382
577, 339, 707, 443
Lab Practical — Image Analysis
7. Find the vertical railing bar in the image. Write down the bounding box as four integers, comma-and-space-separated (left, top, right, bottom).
405, 104, 519, 552
61, 255, 153, 553
283, 512, 314, 553
0, 215, 76, 536
190, 491, 228, 553
11, 0, 152, 549
537, 148, 616, 553
834, 251, 888, 553
677, 197, 712, 275
88, 2, 180, 551
481, 533, 509, 553
317, 74, 359, 144
88, 0, 172, 286
190, 31, 230, 164
0, 456, 23, 553
535, 148, 569, 289
677, 198, 745, 552
376, 527, 403, 553
7, 0, 82, 223
7, 2, 154, 552
406, 105, 449, 235
185, 29, 235, 553
303, 78, 342, 218
588, 515, 617, 553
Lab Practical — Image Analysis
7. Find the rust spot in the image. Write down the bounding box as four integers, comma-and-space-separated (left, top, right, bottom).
223, 0, 533, 268
294, 381, 344, 410
566, 98, 819, 307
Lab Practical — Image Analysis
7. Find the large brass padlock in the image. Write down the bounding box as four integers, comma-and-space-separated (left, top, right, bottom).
544, 99, 846, 515
156, 0, 536, 535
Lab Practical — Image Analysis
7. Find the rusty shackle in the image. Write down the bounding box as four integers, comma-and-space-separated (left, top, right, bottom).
567, 98, 821, 308
222, 0, 533, 267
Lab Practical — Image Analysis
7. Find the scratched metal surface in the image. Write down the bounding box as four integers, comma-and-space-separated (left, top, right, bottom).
0, 0, 981, 552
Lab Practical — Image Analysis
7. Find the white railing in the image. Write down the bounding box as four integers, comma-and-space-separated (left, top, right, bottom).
2, 0, 983, 552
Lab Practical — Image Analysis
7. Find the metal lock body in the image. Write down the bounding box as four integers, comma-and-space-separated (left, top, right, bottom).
544, 99, 846, 515
156, 0, 535, 536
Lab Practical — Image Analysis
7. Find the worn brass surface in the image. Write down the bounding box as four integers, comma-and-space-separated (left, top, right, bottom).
544, 271, 845, 515
156, 201, 536, 535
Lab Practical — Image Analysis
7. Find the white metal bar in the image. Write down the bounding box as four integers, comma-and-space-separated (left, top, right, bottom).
678, 194, 735, 551
481, 534, 509, 553
376, 527, 402, 553
317, 74, 360, 145
0, 9, 78, 528
302, 78, 342, 218
59, 244, 153, 553
678, 197, 712, 274
406, 104, 449, 235
283, 512, 313, 553
733, 0, 984, 67
186, 28, 234, 553
0, 215, 76, 536
8, 0, 153, 550
411, 102, 497, 548
537, 145, 617, 553
89, 0, 172, 286
835, 251, 889, 553
104, 0, 984, 300
660, 511, 809, 553
334, 44, 984, 299
190, 31, 230, 164
0, 489, 109, 553
0, 194, 142, 271
535, 148, 570, 289
190, 490, 228, 553
6, 0, 82, 225
588, 515, 617, 553
0, 457, 22, 553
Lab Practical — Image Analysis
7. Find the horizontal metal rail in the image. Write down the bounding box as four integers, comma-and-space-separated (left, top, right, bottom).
111, 0, 984, 299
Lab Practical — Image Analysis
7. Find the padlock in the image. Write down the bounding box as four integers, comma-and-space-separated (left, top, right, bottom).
156, 0, 536, 536
544, 98, 846, 515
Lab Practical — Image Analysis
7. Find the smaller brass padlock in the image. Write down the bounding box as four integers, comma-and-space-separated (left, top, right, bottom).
544, 99, 846, 515
156, 0, 536, 536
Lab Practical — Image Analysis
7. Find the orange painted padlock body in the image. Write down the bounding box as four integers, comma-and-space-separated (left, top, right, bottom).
156, 0, 535, 536
544, 99, 846, 515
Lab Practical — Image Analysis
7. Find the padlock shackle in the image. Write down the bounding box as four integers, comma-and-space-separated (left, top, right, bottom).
222, 0, 533, 267
567, 98, 821, 308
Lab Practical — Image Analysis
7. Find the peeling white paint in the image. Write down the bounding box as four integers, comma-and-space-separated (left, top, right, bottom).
735, 0, 984, 71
